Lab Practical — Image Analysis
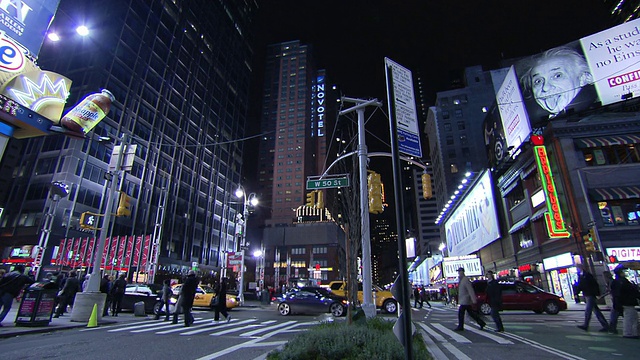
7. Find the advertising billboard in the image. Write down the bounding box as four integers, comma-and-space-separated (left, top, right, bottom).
444, 170, 501, 257
0, 0, 61, 58
496, 66, 531, 154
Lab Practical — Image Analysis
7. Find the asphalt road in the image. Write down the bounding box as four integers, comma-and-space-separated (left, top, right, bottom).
0, 302, 638, 360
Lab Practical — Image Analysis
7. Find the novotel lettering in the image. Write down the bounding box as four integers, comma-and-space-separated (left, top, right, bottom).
534, 145, 570, 238
316, 76, 325, 137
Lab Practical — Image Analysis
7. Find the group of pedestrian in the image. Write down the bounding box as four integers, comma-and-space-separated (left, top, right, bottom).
168, 271, 231, 327
412, 285, 432, 309
0, 265, 34, 326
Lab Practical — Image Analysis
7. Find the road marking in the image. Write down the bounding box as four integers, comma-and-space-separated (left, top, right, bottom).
129, 318, 205, 333
105, 318, 201, 332
179, 319, 257, 335
418, 322, 447, 342
418, 323, 471, 360
196, 322, 303, 360
418, 327, 449, 360
501, 332, 586, 360
464, 326, 513, 344
211, 324, 263, 336
432, 323, 472, 343
239, 320, 297, 337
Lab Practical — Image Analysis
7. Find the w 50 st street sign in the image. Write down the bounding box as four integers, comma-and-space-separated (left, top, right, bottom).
306, 175, 349, 190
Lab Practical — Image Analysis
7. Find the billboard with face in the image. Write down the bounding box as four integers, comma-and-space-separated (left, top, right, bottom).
444, 171, 501, 257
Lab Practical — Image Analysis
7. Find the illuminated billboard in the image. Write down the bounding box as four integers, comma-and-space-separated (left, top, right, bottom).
496, 66, 531, 155
0, 0, 61, 58
444, 170, 501, 257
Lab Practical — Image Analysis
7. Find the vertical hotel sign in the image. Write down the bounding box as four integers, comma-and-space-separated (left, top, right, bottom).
385, 58, 422, 158
532, 136, 570, 238
0, 0, 61, 58
315, 73, 325, 137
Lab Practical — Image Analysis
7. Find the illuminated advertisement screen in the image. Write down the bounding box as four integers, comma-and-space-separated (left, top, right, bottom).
0, 0, 61, 57
496, 66, 531, 154
444, 171, 501, 257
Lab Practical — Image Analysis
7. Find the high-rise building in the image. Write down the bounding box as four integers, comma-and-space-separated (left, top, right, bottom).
0, 0, 258, 283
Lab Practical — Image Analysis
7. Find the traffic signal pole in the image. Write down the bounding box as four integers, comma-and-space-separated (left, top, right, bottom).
339, 97, 382, 318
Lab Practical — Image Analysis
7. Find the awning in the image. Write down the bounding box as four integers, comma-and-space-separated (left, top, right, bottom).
588, 186, 640, 201
509, 217, 530, 234
530, 208, 547, 222
575, 134, 640, 148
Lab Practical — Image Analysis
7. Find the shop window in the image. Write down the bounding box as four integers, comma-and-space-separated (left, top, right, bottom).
598, 200, 640, 226
583, 144, 640, 166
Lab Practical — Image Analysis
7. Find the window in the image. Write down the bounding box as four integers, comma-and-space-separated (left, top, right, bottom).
506, 183, 525, 208
454, 109, 463, 118
598, 200, 640, 227
444, 123, 452, 131
446, 135, 454, 145
583, 144, 640, 166
457, 121, 466, 130
312, 246, 327, 254
441, 110, 450, 120
291, 247, 306, 255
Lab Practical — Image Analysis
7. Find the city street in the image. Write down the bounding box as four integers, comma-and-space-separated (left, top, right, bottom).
0, 301, 638, 360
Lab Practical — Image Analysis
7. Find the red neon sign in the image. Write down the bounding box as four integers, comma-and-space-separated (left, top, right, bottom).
534, 145, 570, 238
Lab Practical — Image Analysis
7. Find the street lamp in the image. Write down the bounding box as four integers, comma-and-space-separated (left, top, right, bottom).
235, 186, 258, 305
34, 181, 69, 280
253, 248, 265, 294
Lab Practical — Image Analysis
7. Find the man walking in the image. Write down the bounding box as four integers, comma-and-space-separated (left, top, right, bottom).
485, 270, 504, 332
53, 270, 80, 318
413, 286, 422, 308
576, 264, 608, 332
178, 270, 198, 327
610, 265, 640, 338
454, 267, 486, 331
0, 265, 34, 326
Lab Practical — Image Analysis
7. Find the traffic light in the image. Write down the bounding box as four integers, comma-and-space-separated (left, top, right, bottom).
583, 232, 596, 252
79, 212, 97, 229
608, 255, 618, 263
117, 192, 132, 217
305, 190, 316, 207
368, 171, 384, 214
316, 190, 324, 209
422, 173, 432, 199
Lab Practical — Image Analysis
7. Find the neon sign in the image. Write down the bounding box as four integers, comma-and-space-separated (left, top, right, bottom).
533, 142, 570, 238
315, 74, 325, 137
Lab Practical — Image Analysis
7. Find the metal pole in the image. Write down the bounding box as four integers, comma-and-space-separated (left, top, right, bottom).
86, 134, 128, 292
238, 195, 248, 305
34, 194, 60, 280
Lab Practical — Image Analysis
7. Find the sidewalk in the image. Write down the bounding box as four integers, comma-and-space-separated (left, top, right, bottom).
0, 299, 270, 339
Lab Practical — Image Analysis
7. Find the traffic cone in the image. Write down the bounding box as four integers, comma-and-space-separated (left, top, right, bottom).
87, 303, 98, 328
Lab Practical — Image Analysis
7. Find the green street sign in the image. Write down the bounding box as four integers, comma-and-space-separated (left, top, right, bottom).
306, 177, 349, 189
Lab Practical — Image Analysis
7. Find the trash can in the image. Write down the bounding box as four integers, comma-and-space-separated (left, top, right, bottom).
261, 290, 270, 305
134, 301, 146, 316
15, 281, 58, 327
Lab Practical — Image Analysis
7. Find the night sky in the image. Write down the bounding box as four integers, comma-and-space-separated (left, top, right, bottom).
244, 1, 615, 202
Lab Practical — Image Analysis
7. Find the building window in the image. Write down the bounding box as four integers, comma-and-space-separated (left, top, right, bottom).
442, 110, 450, 119
444, 123, 451, 131
291, 247, 306, 255
454, 109, 463, 118
446, 135, 454, 145
506, 183, 525, 208
457, 121, 465, 130
598, 200, 640, 227
583, 144, 640, 166
450, 164, 459, 173
312, 246, 327, 254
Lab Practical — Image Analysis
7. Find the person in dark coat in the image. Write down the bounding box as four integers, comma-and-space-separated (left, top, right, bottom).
110, 273, 127, 316
173, 271, 198, 327
155, 279, 172, 321
413, 286, 422, 308
576, 265, 608, 332
421, 287, 432, 309
213, 277, 231, 324
485, 271, 504, 332
0, 265, 35, 326
100, 275, 112, 317
610, 265, 640, 338
53, 270, 80, 318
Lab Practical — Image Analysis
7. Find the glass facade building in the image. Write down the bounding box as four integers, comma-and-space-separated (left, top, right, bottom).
0, 0, 258, 283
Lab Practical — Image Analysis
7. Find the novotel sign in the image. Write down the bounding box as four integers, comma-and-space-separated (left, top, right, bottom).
532, 135, 570, 238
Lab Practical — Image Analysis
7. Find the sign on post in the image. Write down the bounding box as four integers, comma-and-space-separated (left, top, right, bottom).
306, 176, 349, 190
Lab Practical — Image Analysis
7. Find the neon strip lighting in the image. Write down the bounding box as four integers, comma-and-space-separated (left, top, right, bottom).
534, 145, 570, 238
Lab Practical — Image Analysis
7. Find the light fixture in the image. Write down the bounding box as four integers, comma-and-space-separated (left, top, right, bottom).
76, 25, 89, 36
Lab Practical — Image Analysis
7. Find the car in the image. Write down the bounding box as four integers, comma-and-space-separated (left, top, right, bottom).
472, 280, 568, 315
121, 284, 161, 313
276, 286, 347, 317
168, 284, 238, 309
327, 281, 397, 313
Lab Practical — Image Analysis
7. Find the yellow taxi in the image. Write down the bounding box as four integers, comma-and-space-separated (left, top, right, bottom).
171, 284, 238, 309
327, 281, 397, 313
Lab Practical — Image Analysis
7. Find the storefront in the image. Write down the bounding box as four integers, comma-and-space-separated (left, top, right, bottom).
542, 252, 580, 301
605, 246, 640, 284
516, 263, 543, 289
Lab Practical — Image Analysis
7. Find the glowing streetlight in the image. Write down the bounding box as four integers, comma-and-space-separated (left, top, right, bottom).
76, 25, 89, 36
234, 186, 258, 305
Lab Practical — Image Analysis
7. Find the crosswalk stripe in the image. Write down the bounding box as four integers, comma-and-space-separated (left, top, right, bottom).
239, 320, 297, 337
180, 319, 257, 336
464, 326, 513, 344
129, 318, 205, 333
431, 323, 472, 343
211, 324, 263, 336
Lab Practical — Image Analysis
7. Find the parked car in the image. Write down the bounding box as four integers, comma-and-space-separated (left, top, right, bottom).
472, 280, 567, 315
121, 284, 161, 313
327, 281, 397, 313
277, 286, 347, 317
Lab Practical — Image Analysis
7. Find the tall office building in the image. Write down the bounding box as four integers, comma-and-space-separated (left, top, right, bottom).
0, 0, 258, 282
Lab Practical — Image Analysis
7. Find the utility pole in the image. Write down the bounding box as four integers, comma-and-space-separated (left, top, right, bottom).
339, 96, 382, 318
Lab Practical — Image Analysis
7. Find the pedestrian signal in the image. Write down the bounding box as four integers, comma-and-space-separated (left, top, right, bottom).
80, 212, 98, 229
608, 255, 618, 263
117, 192, 132, 217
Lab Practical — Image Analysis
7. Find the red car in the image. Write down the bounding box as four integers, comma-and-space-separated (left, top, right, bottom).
472, 280, 567, 315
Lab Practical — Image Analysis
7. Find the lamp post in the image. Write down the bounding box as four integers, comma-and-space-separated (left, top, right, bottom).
253, 248, 265, 293
235, 186, 258, 305
34, 181, 69, 280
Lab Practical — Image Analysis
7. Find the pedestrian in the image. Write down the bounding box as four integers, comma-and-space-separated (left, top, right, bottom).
0, 265, 35, 326
82, 274, 91, 292
53, 270, 80, 318
213, 277, 231, 324
154, 279, 172, 321
173, 270, 197, 327
420, 287, 432, 308
611, 265, 640, 338
485, 270, 504, 332
575, 264, 609, 332
453, 267, 486, 331
413, 286, 422, 308
100, 274, 112, 317
572, 281, 580, 304
110, 273, 127, 316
